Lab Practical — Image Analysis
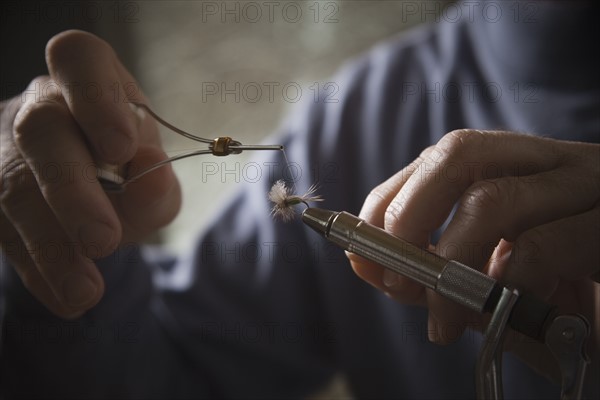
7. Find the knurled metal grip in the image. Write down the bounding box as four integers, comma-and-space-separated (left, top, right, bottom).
436, 260, 497, 313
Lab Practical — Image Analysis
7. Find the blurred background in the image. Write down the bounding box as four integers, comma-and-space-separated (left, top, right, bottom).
2, 1, 450, 255
128, 1, 430, 254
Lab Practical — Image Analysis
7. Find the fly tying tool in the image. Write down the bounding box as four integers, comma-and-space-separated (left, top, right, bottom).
302, 208, 592, 400
97, 102, 283, 192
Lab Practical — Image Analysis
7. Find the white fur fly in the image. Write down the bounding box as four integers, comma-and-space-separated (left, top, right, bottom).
268, 180, 323, 221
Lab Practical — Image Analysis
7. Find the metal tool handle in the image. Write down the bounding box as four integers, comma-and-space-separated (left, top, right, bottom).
476, 287, 520, 400
301, 208, 592, 400
324, 210, 499, 313
545, 315, 590, 400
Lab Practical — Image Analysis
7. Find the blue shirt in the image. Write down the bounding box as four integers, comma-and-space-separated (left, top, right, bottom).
2, 2, 599, 399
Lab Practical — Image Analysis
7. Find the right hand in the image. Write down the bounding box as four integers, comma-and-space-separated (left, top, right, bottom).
0, 30, 182, 318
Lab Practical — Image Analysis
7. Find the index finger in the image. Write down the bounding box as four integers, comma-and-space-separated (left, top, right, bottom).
45, 30, 139, 164
386, 130, 563, 248
350, 146, 433, 302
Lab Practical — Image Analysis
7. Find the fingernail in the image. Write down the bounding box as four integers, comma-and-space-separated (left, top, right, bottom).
79, 222, 116, 257
100, 130, 133, 163
62, 273, 98, 308
129, 102, 146, 122
382, 269, 399, 288
428, 315, 441, 343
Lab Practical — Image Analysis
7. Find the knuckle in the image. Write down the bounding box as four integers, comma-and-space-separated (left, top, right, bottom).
461, 179, 507, 217
1, 78, 52, 131
0, 159, 34, 215
1, 97, 23, 133
365, 184, 391, 208
419, 144, 437, 158
440, 129, 483, 150
384, 198, 406, 231
438, 129, 486, 159
26, 75, 60, 102
46, 30, 112, 68
27, 75, 52, 89
13, 100, 69, 152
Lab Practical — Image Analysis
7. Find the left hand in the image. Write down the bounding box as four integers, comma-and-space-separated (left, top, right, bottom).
348, 129, 599, 380
0, 31, 181, 318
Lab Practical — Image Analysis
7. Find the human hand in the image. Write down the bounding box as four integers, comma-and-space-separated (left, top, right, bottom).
349, 130, 599, 380
0, 30, 181, 318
